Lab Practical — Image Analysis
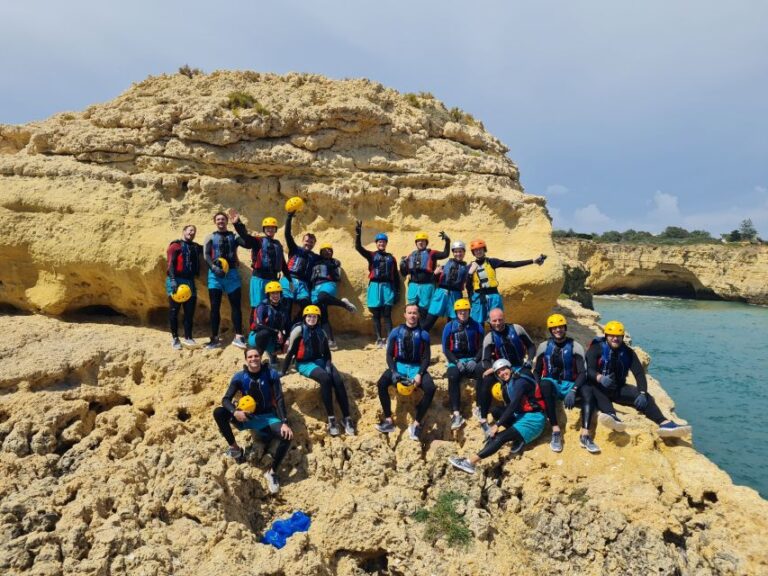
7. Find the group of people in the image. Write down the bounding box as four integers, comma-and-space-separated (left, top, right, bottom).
166, 200, 692, 494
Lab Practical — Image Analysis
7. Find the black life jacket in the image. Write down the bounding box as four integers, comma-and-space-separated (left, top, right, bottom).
541, 338, 575, 381
438, 259, 469, 291
169, 239, 200, 278
592, 337, 633, 385
370, 251, 396, 282
392, 325, 427, 364
490, 326, 526, 366
209, 231, 239, 266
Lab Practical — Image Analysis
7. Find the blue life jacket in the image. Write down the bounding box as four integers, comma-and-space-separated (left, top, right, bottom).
543, 338, 575, 381
287, 248, 315, 280
491, 326, 526, 366
504, 371, 546, 413
446, 319, 482, 357
251, 299, 285, 332
209, 231, 239, 266
370, 251, 395, 282
392, 325, 427, 364
296, 324, 327, 361
237, 367, 278, 413
592, 337, 633, 385
311, 259, 341, 285
438, 259, 468, 291
252, 237, 284, 276
406, 249, 435, 274
169, 239, 200, 278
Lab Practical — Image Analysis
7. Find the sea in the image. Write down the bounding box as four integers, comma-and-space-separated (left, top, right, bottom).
593, 295, 767, 498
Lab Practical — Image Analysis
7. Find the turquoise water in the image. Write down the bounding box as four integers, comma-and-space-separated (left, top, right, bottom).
593, 296, 768, 498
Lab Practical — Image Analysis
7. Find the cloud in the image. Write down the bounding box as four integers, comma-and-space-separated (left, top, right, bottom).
648, 190, 680, 222
755, 185, 767, 195
547, 206, 563, 228
545, 184, 569, 196
574, 204, 612, 229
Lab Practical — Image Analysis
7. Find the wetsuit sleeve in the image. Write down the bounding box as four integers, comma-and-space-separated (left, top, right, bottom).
496, 380, 527, 428
281, 326, 302, 374
533, 341, 548, 379
473, 324, 484, 362
585, 344, 601, 382
392, 259, 401, 292
515, 325, 536, 362
419, 331, 431, 375
354, 231, 373, 263
166, 242, 180, 280
573, 342, 587, 389
431, 236, 451, 263
271, 375, 289, 423
281, 251, 291, 279
488, 257, 535, 269
386, 330, 397, 372
480, 333, 495, 370
629, 348, 648, 393
442, 324, 459, 364
203, 234, 216, 269
221, 373, 241, 414
333, 259, 342, 282
233, 221, 257, 249
194, 242, 204, 277
285, 212, 298, 253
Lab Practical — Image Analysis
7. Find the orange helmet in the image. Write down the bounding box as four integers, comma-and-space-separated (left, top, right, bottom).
470, 239, 487, 251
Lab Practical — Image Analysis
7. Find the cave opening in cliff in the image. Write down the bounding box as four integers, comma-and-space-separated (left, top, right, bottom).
66, 305, 128, 318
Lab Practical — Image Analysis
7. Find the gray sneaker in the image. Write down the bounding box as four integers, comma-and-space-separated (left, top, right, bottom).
472, 405, 482, 421
579, 435, 601, 454
204, 338, 222, 350
408, 422, 421, 441
450, 413, 465, 430
328, 340, 338, 351
598, 412, 627, 433
480, 421, 492, 439
341, 298, 357, 313
550, 431, 563, 453
376, 338, 386, 349
263, 470, 279, 495
231, 335, 247, 349
172, 337, 182, 350
658, 421, 692, 438
448, 456, 476, 475
225, 446, 243, 459
375, 420, 396, 434
327, 416, 341, 437
181, 338, 198, 348
343, 417, 356, 436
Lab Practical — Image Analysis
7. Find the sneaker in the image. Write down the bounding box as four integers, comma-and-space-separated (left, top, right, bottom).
181, 338, 198, 348
172, 337, 182, 350
472, 406, 482, 421
376, 338, 386, 349
450, 413, 465, 430
408, 422, 421, 441
480, 421, 492, 439
658, 421, 692, 439
204, 338, 222, 350
598, 412, 627, 433
263, 470, 280, 495
550, 431, 563, 453
448, 456, 476, 475
327, 416, 341, 437
579, 435, 601, 454
225, 446, 243, 459
375, 420, 396, 434
341, 298, 357, 313
343, 417, 356, 436
510, 438, 525, 454
231, 335, 247, 349
328, 340, 338, 351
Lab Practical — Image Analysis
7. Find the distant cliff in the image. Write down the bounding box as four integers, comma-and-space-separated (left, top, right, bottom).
555, 239, 768, 305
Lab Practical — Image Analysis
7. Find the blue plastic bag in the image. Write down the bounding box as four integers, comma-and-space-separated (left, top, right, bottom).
262, 511, 311, 549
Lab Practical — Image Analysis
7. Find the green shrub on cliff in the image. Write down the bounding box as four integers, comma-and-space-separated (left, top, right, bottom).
412, 491, 471, 548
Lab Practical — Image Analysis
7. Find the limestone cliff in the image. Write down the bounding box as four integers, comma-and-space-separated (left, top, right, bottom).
0, 71, 561, 333
555, 238, 768, 304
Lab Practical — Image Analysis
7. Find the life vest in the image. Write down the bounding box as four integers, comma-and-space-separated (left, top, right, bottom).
238, 366, 278, 413
251, 237, 284, 276
370, 251, 396, 282
392, 325, 427, 364
438, 259, 469, 291
472, 259, 499, 290
296, 324, 327, 362
287, 248, 314, 280
169, 240, 200, 278
446, 319, 482, 357
209, 231, 239, 266
592, 337, 633, 385
542, 338, 575, 381
250, 300, 285, 332
504, 371, 546, 413
406, 249, 435, 275
311, 259, 341, 284
490, 326, 526, 366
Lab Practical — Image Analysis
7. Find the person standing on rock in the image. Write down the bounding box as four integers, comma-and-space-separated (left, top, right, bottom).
534, 314, 600, 454
421, 240, 471, 332
247, 281, 289, 365
354, 221, 400, 348
213, 347, 293, 495
467, 239, 546, 325
203, 212, 247, 350
309, 243, 357, 350
281, 209, 317, 324
400, 231, 451, 325
442, 298, 485, 431
375, 303, 436, 441
282, 304, 356, 436
587, 321, 692, 439
448, 358, 546, 474
166, 224, 203, 350
229, 209, 291, 314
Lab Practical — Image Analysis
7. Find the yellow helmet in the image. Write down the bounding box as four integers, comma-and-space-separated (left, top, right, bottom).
262, 216, 278, 228
265, 281, 282, 294
285, 196, 305, 213
397, 381, 415, 396
171, 283, 192, 303
319, 243, 333, 251
237, 395, 257, 414
491, 382, 504, 403
414, 231, 429, 242
547, 314, 567, 329
604, 320, 625, 336
303, 304, 321, 316
216, 257, 230, 274
453, 298, 471, 311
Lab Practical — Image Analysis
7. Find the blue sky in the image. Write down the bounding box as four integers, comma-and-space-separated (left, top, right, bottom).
2, 1, 767, 236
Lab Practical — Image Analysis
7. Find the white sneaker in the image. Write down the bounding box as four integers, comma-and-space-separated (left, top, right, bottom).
341, 298, 357, 313
598, 412, 627, 433
342, 417, 356, 436
231, 335, 247, 349
327, 416, 341, 437
328, 340, 338, 351
181, 338, 198, 348
264, 470, 279, 494
171, 338, 182, 351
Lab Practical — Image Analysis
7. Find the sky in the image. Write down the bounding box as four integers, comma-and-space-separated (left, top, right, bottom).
2, 1, 767, 236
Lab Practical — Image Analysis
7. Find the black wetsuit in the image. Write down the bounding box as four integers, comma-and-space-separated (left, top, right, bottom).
166, 238, 202, 339
355, 231, 400, 340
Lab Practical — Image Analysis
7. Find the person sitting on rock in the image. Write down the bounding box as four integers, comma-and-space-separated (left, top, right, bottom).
280, 209, 317, 324
442, 298, 485, 430
375, 303, 436, 441
421, 240, 471, 332
477, 308, 536, 436
229, 208, 291, 311
588, 320, 692, 439
282, 305, 355, 436
534, 314, 599, 454
399, 231, 451, 325
355, 220, 400, 348
467, 239, 546, 325
203, 211, 247, 350
166, 224, 203, 350
309, 243, 357, 350
448, 358, 546, 474
247, 281, 289, 365
213, 347, 293, 494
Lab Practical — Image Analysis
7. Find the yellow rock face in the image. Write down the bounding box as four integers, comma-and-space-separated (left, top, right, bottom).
0, 71, 562, 332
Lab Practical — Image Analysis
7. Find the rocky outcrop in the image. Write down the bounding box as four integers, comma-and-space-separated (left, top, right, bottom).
556, 239, 768, 304
0, 71, 561, 333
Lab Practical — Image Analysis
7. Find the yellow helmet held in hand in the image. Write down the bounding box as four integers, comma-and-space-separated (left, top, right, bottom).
491, 382, 504, 403
604, 320, 625, 336
262, 216, 278, 228
237, 395, 257, 414
414, 231, 429, 242
453, 298, 471, 312
265, 281, 282, 294
216, 257, 230, 274
171, 283, 192, 303
303, 304, 321, 316
285, 196, 305, 213
319, 243, 333, 252
547, 314, 567, 329
397, 381, 415, 396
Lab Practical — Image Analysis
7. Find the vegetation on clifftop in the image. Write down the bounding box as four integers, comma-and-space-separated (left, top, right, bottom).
554, 219, 763, 245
